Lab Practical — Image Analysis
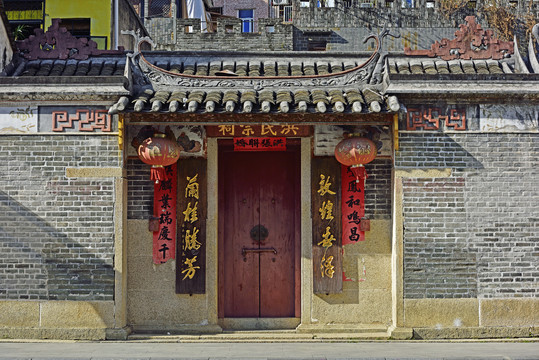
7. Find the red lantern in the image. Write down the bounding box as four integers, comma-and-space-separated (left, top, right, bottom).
334, 136, 377, 183
137, 133, 180, 183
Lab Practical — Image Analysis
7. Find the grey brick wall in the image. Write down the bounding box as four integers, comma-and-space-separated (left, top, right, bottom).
147, 18, 293, 51
365, 159, 392, 220
401, 175, 477, 299
127, 158, 153, 220
397, 133, 539, 299
0, 135, 119, 300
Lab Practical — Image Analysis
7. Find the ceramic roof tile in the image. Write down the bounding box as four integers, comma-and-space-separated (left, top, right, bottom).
409, 60, 424, 74
240, 90, 256, 103
209, 61, 221, 75
21, 60, 39, 76
290, 62, 303, 76
248, 61, 261, 76
277, 62, 290, 76
112, 61, 125, 76
63, 60, 78, 76
475, 60, 489, 75
222, 61, 235, 73
49, 60, 66, 76
195, 62, 208, 76
235, 61, 248, 76
435, 60, 450, 74
422, 60, 437, 75
486, 60, 504, 74
259, 90, 275, 104
448, 60, 464, 74
101, 62, 115, 76
317, 62, 330, 75
396, 60, 411, 74
35, 60, 53, 76
87, 60, 103, 76
263, 61, 277, 76
330, 61, 344, 73
183, 62, 195, 75
461, 60, 476, 74
303, 62, 316, 75
74, 60, 90, 76
276, 90, 292, 104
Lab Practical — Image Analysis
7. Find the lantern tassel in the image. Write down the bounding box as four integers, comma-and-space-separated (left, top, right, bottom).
151, 166, 166, 184
350, 165, 367, 184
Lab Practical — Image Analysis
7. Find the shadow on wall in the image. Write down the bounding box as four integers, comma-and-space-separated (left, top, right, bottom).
0, 191, 113, 301
396, 133, 484, 171
293, 28, 349, 51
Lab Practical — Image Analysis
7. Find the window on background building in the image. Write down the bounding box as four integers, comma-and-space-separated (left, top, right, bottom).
57, 18, 106, 50
238, 9, 254, 33
402, 0, 414, 8
4, 0, 45, 40
58, 18, 91, 37
208, 7, 223, 15
317, 0, 335, 6
149, 0, 172, 17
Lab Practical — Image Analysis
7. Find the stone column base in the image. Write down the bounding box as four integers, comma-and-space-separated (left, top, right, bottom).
106, 326, 133, 340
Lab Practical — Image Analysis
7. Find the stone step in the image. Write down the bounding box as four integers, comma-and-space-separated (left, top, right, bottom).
128, 329, 391, 342
296, 324, 389, 334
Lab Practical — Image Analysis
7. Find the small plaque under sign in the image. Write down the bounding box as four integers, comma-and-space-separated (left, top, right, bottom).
234, 137, 286, 151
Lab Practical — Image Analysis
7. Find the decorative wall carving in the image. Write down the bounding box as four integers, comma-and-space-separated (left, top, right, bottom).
404, 16, 513, 60
0, 106, 38, 134
17, 19, 124, 60
406, 107, 466, 131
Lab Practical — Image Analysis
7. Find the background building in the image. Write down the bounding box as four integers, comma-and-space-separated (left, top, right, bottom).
3, 0, 146, 49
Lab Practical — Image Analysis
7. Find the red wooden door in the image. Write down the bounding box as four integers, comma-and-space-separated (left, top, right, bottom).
219, 144, 299, 318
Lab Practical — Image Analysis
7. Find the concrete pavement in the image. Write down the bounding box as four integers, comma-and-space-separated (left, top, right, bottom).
0, 340, 539, 359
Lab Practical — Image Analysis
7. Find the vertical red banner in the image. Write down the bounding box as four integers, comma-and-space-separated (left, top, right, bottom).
153, 163, 177, 264
341, 165, 365, 245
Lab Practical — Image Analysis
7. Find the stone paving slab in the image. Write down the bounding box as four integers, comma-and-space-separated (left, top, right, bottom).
0, 340, 539, 359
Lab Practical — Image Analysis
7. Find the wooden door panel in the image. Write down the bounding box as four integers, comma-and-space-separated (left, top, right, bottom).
259, 152, 296, 317
223, 152, 260, 317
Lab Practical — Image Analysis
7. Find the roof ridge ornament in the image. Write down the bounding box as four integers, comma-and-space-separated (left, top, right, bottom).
17, 19, 125, 61
135, 28, 390, 83
404, 16, 513, 60
122, 29, 155, 60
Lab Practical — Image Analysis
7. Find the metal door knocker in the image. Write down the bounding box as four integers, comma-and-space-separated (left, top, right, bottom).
250, 224, 269, 242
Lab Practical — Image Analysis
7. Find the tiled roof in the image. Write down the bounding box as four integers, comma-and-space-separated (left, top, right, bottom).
13, 57, 126, 77
110, 88, 400, 115
139, 55, 371, 77
10, 56, 523, 78
107, 48, 399, 114
389, 58, 513, 76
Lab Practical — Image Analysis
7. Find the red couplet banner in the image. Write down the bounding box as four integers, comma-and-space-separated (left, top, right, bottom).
341, 164, 365, 245
153, 163, 177, 264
